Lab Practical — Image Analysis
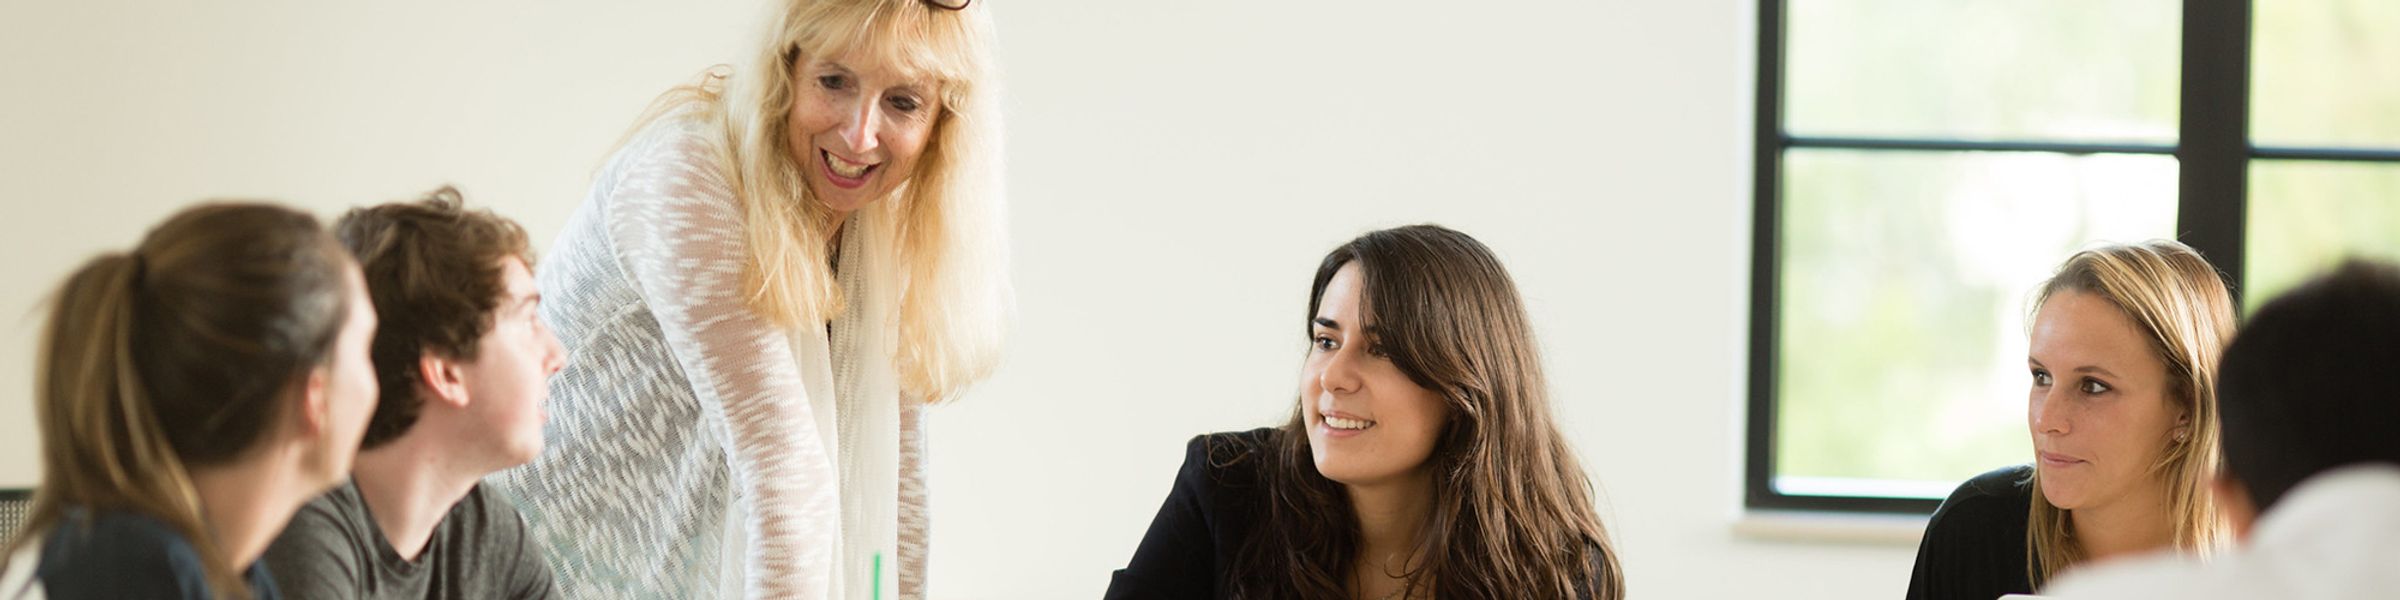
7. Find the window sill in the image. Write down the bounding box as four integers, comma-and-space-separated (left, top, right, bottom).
1731, 509, 1929, 546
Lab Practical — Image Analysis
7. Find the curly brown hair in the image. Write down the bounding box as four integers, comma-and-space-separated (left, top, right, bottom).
334, 186, 532, 450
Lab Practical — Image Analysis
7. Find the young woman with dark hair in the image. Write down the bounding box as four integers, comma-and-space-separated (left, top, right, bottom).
1108, 224, 1624, 600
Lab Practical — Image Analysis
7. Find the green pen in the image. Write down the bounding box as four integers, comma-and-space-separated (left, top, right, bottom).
872, 552, 883, 600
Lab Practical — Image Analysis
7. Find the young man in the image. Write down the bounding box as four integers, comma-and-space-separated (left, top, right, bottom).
2048, 259, 2400, 599
263, 187, 566, 599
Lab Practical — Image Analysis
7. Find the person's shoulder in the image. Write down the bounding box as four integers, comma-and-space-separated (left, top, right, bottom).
2043, 552, 2242, 599
460, 482, 516, 514
440, 484, 553, 588
613, 107, 727, 178
1907, 466, 2036, 600
247, 561, 283, 600
1161, 428, 1285, 510
1963, 463, 2035, 489
262, 482, 371, 595
280, 481, 367, 536
37, 510, 213, 597
1922, 465, 2034, 546
1190, 427, 1279, 456
1940, 464, 2035, 515
1185, 428, 1281, 480
299, 479, 365, 511
47, 510, 196, 565
592, 114, 741, 240
450, 483, 534, 538
580, 99, 730, 207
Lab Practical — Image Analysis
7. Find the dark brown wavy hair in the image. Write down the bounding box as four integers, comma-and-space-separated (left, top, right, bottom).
335, 186, 532, 449
1225, 224, 1624, 600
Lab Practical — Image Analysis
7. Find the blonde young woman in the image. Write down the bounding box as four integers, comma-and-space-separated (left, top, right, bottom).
1905, 240, 2232, 599
0, 203, 380, 599
489, 0, 1007, 598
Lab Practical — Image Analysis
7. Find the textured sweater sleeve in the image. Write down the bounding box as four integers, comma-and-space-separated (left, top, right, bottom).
602, 123, 838, 600
897, 398, 930, 600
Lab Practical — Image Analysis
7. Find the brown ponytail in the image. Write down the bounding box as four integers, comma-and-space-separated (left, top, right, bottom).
5, 203, 353, 599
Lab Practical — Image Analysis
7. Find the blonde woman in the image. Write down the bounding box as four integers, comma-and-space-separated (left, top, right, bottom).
1905, 240, 2232, 599
489, 0, 1007, 598
0, 203, 380, 599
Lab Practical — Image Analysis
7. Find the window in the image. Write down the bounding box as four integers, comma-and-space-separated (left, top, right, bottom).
1750, 0, 2400, 513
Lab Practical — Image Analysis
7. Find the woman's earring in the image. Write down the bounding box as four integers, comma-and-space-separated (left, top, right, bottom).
2173, 428, 2189, 443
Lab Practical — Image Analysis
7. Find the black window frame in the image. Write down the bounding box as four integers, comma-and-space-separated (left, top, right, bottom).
1748, 0, 2400, 514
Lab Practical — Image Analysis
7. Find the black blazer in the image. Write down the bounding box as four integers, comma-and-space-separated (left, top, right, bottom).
1906, 464, 2036, 600
1104, 428, 1276, 600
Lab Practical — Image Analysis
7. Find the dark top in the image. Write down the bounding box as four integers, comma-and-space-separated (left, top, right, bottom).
32, 508, 280, 600
1906, 464, 2036, 600
261, 481, 555, 600
1105, 428, 1275, 600
1107, 428, 1617, 599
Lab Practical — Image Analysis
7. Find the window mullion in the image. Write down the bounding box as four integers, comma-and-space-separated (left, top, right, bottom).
2178, 0, 2253, 306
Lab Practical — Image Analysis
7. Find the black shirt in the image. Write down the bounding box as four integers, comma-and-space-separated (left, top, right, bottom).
29, 508, 280, 600
1105, 428, 1275, 600
1108, 428, 1623, 599
1906, 465, 2035, 600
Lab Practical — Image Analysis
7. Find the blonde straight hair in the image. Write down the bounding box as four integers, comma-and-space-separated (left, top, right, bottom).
624, 0, 1007, 402
2024, 240, 2233, 588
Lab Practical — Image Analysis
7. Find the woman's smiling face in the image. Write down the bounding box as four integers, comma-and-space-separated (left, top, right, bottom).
786, 50, 942, 216
1300, 262, 1450, 488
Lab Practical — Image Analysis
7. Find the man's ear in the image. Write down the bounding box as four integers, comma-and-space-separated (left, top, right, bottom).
419, 351, 470, 409
2213, 471, 2260, 542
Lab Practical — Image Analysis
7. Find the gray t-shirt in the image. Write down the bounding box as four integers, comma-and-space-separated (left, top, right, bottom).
263, 480, 555, 600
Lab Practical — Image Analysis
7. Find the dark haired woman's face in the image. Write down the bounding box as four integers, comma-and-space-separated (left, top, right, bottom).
1300, 263, 1448, 488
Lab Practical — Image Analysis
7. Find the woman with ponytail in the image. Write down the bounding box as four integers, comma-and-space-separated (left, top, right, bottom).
0, 202, 381, 599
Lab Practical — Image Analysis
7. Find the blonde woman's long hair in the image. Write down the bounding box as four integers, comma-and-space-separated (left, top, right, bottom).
624, 0, 1008, 402
2024, 239, 2233, 588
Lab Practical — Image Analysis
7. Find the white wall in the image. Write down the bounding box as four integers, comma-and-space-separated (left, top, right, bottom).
0, 1, 1920, 597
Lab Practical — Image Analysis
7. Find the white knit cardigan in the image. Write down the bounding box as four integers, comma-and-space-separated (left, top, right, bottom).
493, 112, 927, 600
